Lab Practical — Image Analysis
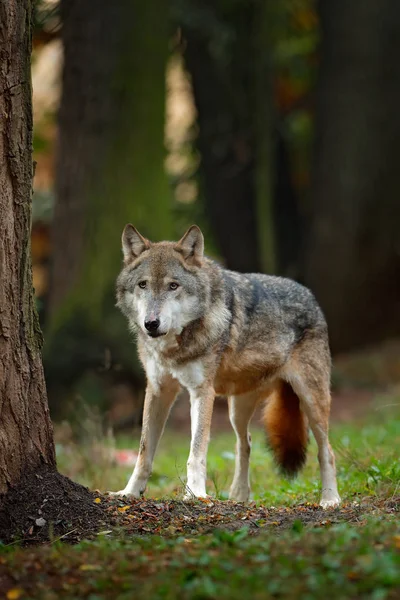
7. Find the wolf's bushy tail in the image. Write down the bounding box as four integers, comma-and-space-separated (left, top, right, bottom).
262, 380, 308, 477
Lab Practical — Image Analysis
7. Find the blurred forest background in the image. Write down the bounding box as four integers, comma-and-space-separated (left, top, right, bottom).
31, 0, 400, 430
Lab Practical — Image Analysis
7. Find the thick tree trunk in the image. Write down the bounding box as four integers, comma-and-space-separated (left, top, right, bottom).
45, 0, 171, 411
0, 0, 55, 494
0, 1, 117, 544
305, 0, 400, 352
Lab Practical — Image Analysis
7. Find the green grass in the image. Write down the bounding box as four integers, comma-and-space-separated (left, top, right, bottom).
56, 399, 400, 505
2, 400, 400, 599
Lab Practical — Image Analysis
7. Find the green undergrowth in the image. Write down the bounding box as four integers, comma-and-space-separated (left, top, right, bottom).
1, 518, 399, 599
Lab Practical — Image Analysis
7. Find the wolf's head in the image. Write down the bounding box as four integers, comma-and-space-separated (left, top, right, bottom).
116, 225, 209, 339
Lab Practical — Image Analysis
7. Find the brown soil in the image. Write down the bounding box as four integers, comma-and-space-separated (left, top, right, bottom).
0, 465, 108, 545
104, 494, 399, 537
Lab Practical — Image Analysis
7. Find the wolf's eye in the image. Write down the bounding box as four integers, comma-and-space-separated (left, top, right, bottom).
138, 281, 147, 289
169, 282, 179, 291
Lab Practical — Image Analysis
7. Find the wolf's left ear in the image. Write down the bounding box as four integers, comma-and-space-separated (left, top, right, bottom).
176, 225, 204, 265
122, 224, 150, 263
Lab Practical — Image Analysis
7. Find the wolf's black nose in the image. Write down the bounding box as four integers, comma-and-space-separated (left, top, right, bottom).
145, 319, 160, 332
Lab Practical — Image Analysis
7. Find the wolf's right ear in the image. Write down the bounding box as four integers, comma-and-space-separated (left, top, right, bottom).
122, 224, 150, 263
176, 225, 204, 266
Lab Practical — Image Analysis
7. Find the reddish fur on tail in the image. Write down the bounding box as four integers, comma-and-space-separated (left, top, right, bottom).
263, 380, 308, 477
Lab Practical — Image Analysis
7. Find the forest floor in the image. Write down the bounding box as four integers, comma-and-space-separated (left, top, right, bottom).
0, 342, 400, 599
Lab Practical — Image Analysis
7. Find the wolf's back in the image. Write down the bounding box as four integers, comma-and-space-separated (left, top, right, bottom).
220, 268, 327, 345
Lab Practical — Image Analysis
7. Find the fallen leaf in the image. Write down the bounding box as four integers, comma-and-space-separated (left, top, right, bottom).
94, 497, 101, 504
79, 564, 102, 571
7, 589, 24, 600
198, 497, 214, 506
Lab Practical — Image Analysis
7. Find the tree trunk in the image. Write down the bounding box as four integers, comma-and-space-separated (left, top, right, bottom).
305, 0, 400, 352
0, 0, 55, 494
45, 0, 172, 412
182, 3, 262, 273
51, 0, 173, 317
0, 0, 126, 544
182, 1, 277, 273
252, 0, 276, 274
273, 131, 302, 279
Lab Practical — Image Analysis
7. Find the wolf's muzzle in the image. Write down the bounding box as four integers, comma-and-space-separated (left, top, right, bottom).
145, 319, 161, 336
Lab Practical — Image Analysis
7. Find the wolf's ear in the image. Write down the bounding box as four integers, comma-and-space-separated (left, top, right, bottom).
122, 224, 150, 263
176, 225, 204, 265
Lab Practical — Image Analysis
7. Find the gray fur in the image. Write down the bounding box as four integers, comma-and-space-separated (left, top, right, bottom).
112, 226, 340, 508
117, 252, 328, 369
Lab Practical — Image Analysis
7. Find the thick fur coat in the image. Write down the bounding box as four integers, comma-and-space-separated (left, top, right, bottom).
112, 225, 340, 508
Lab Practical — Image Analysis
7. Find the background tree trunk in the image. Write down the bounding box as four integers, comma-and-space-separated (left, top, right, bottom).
0, 0, 55, 494
50, 0, 173, 317
252, 0, 276, 275
183, 13, 261, 273
181, 0, 276, 273
305, 0, 400, 353
45, 0, 172, 413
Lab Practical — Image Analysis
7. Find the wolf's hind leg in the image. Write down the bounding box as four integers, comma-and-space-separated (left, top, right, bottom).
228, 391, 260, 502
110, 378, 180, 497
286, 349, 340, 508
304, 398, 340, 508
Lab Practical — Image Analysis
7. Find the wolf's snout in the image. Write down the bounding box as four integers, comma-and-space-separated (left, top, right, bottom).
145, 318, 160, 333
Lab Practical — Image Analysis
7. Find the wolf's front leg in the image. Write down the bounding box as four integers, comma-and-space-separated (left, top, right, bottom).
112, 378, 180, 497
184, 388, 215, 499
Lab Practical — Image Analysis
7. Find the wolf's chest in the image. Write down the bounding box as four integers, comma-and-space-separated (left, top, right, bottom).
169, 361, 205, 390
145, 346, 280, 397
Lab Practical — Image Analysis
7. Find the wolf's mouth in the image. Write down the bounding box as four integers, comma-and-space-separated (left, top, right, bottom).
147, 331, 167, 339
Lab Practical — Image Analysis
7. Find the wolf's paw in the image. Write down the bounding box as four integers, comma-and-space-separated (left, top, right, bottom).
229, 485, 250, 503
106, 489, 140, 498
320, 494, 341, 509
183, 488, 209, 502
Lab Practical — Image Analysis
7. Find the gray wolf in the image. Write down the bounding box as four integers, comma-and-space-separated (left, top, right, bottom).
112, 225, 340, 508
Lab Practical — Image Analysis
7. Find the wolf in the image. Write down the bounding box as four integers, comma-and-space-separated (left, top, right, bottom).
112, 225, 340, 508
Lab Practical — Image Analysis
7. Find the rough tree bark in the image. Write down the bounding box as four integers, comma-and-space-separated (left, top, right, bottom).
0, 0, 55, 494
305, 0, 400, 352
0, 3, 106, 543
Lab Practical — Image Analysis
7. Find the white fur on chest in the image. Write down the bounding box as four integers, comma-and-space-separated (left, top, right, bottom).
144, 350, 205, 393
170, 361, 205, 390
